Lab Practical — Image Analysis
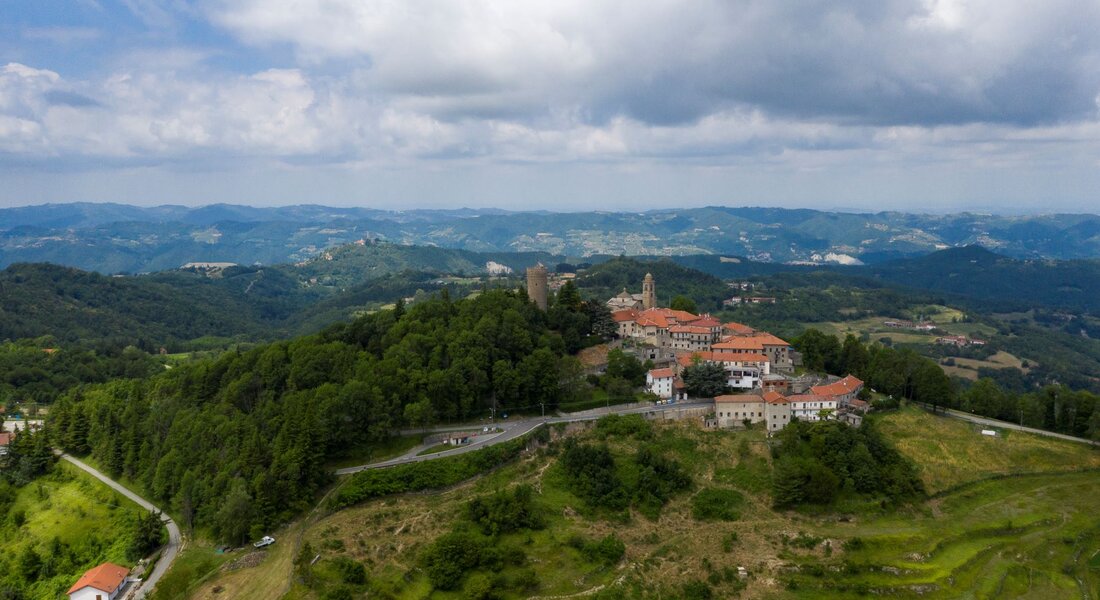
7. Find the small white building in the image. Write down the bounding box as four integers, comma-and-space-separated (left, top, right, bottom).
787, 394, 837, 421
68, 563, 129, 600
646, 368, 676, 399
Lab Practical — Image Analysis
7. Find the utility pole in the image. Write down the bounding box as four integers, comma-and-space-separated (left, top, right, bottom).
540, 402, 545, 418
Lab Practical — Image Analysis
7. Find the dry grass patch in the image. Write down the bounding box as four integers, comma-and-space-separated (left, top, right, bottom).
874, 406, 1100, 493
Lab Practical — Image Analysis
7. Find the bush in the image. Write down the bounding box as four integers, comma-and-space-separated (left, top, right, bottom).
330, 556, 366, 585
467, 485, 544, 536
682, 580, 713, 600
595, 414, 652, 439
691, 488, 744, 521
423, 530, 488, 590
580, 534, 626, 566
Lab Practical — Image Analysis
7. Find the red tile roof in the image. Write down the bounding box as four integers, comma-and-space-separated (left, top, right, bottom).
810, 375, 864, 398
68, 563, 128, 595
611, 309, 638, 323
763, 391, 788, 404
648, 368, 676, 379
715, 394, 765, 403
690, 316, 722, 328
787, 394, 832, 403
669, 325, 713, 334
676, 351, 769, 368
722, 322, 756, 335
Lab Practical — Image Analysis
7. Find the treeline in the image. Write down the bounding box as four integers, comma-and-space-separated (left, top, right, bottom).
0, 340, 160, 405
796, 329, 1100, 440
48, 289, 602, 543
795, 329, 952, 409
771, 420, 924, 508
0, 263, 307, 348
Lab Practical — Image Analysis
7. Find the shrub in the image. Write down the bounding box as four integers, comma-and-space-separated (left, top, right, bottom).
467, 485, 544, 536
572, 534, 626, 566
682, 580, 713, 600
595, 414, 653, 439
330, 556, 366, 585
423, 530, 488, 590
691, 488, 744, 521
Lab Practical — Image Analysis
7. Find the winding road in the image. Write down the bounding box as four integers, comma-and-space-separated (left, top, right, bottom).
335, 400, 713, 475
56, 452, 181, 599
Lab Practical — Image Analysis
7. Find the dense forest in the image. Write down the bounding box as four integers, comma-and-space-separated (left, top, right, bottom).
47, 288, 602, 543
0, 340, 160, 406
0, 263, 315, 347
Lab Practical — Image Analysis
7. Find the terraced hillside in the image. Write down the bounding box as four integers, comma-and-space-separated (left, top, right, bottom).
171, 407, 1100, 599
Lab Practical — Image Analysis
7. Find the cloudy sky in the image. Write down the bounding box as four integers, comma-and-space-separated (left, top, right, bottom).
1, 0, 1099, 212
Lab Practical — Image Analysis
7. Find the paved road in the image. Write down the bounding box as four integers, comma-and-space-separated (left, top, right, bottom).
57, 452, 181, 599
335, 401, 712, 475
917, 403, 1100, 447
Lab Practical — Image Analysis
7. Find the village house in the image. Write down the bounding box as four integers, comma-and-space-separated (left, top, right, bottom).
714, 394, 767, 427
68, 562, 129, 600
935, 335, 986, 347
713, 332, 794, 372
676, 350, 771, 389
787, 393, 837, 421
645, 367, 677, 399
763, 391, 792, 433
0, 431, 12, 456
809, 374, 865, 407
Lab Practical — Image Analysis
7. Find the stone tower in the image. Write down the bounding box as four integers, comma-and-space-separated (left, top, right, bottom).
527, 264, 549, 310
642, 272, 656, 309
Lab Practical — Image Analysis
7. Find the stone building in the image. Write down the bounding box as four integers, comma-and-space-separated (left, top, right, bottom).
526, 264, 548, 310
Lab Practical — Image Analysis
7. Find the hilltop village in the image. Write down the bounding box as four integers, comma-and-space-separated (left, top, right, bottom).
527, 266, 868, 434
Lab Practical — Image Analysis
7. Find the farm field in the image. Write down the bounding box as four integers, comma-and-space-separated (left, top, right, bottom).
803, 307, 998, 347
174, 408, 1100, 599
941, 351, 1034, 381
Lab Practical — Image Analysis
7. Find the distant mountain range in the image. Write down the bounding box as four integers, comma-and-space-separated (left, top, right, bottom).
3, 203, 1100, 273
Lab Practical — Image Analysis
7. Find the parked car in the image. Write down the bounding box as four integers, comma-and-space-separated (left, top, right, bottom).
253, 536, 275, 548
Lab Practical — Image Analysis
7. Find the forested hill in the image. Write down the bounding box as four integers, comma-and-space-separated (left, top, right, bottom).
0, 263, 318, 347
49, 288, 597, 543
0, 242, 564, 347
863, 246, 1100, 313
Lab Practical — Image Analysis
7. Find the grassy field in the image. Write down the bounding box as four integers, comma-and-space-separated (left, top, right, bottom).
941, 351, 1034, 381
0, 462, 138, 600
874, 405, 1100, 493
173, 408, 1100, 599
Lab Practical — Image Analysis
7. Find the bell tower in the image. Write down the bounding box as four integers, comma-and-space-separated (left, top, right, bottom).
642, 272, 656, 309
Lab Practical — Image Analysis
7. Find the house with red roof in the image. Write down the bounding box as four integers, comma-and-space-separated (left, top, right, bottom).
646, 367, 677, 399
713, 332, 793, 372
763, 391, 792, 433
810, 375, 864, 407
677, 350, 770, 389
68, 562, 130, 600
787, 394, 837, 421
715, 394, 767, 427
